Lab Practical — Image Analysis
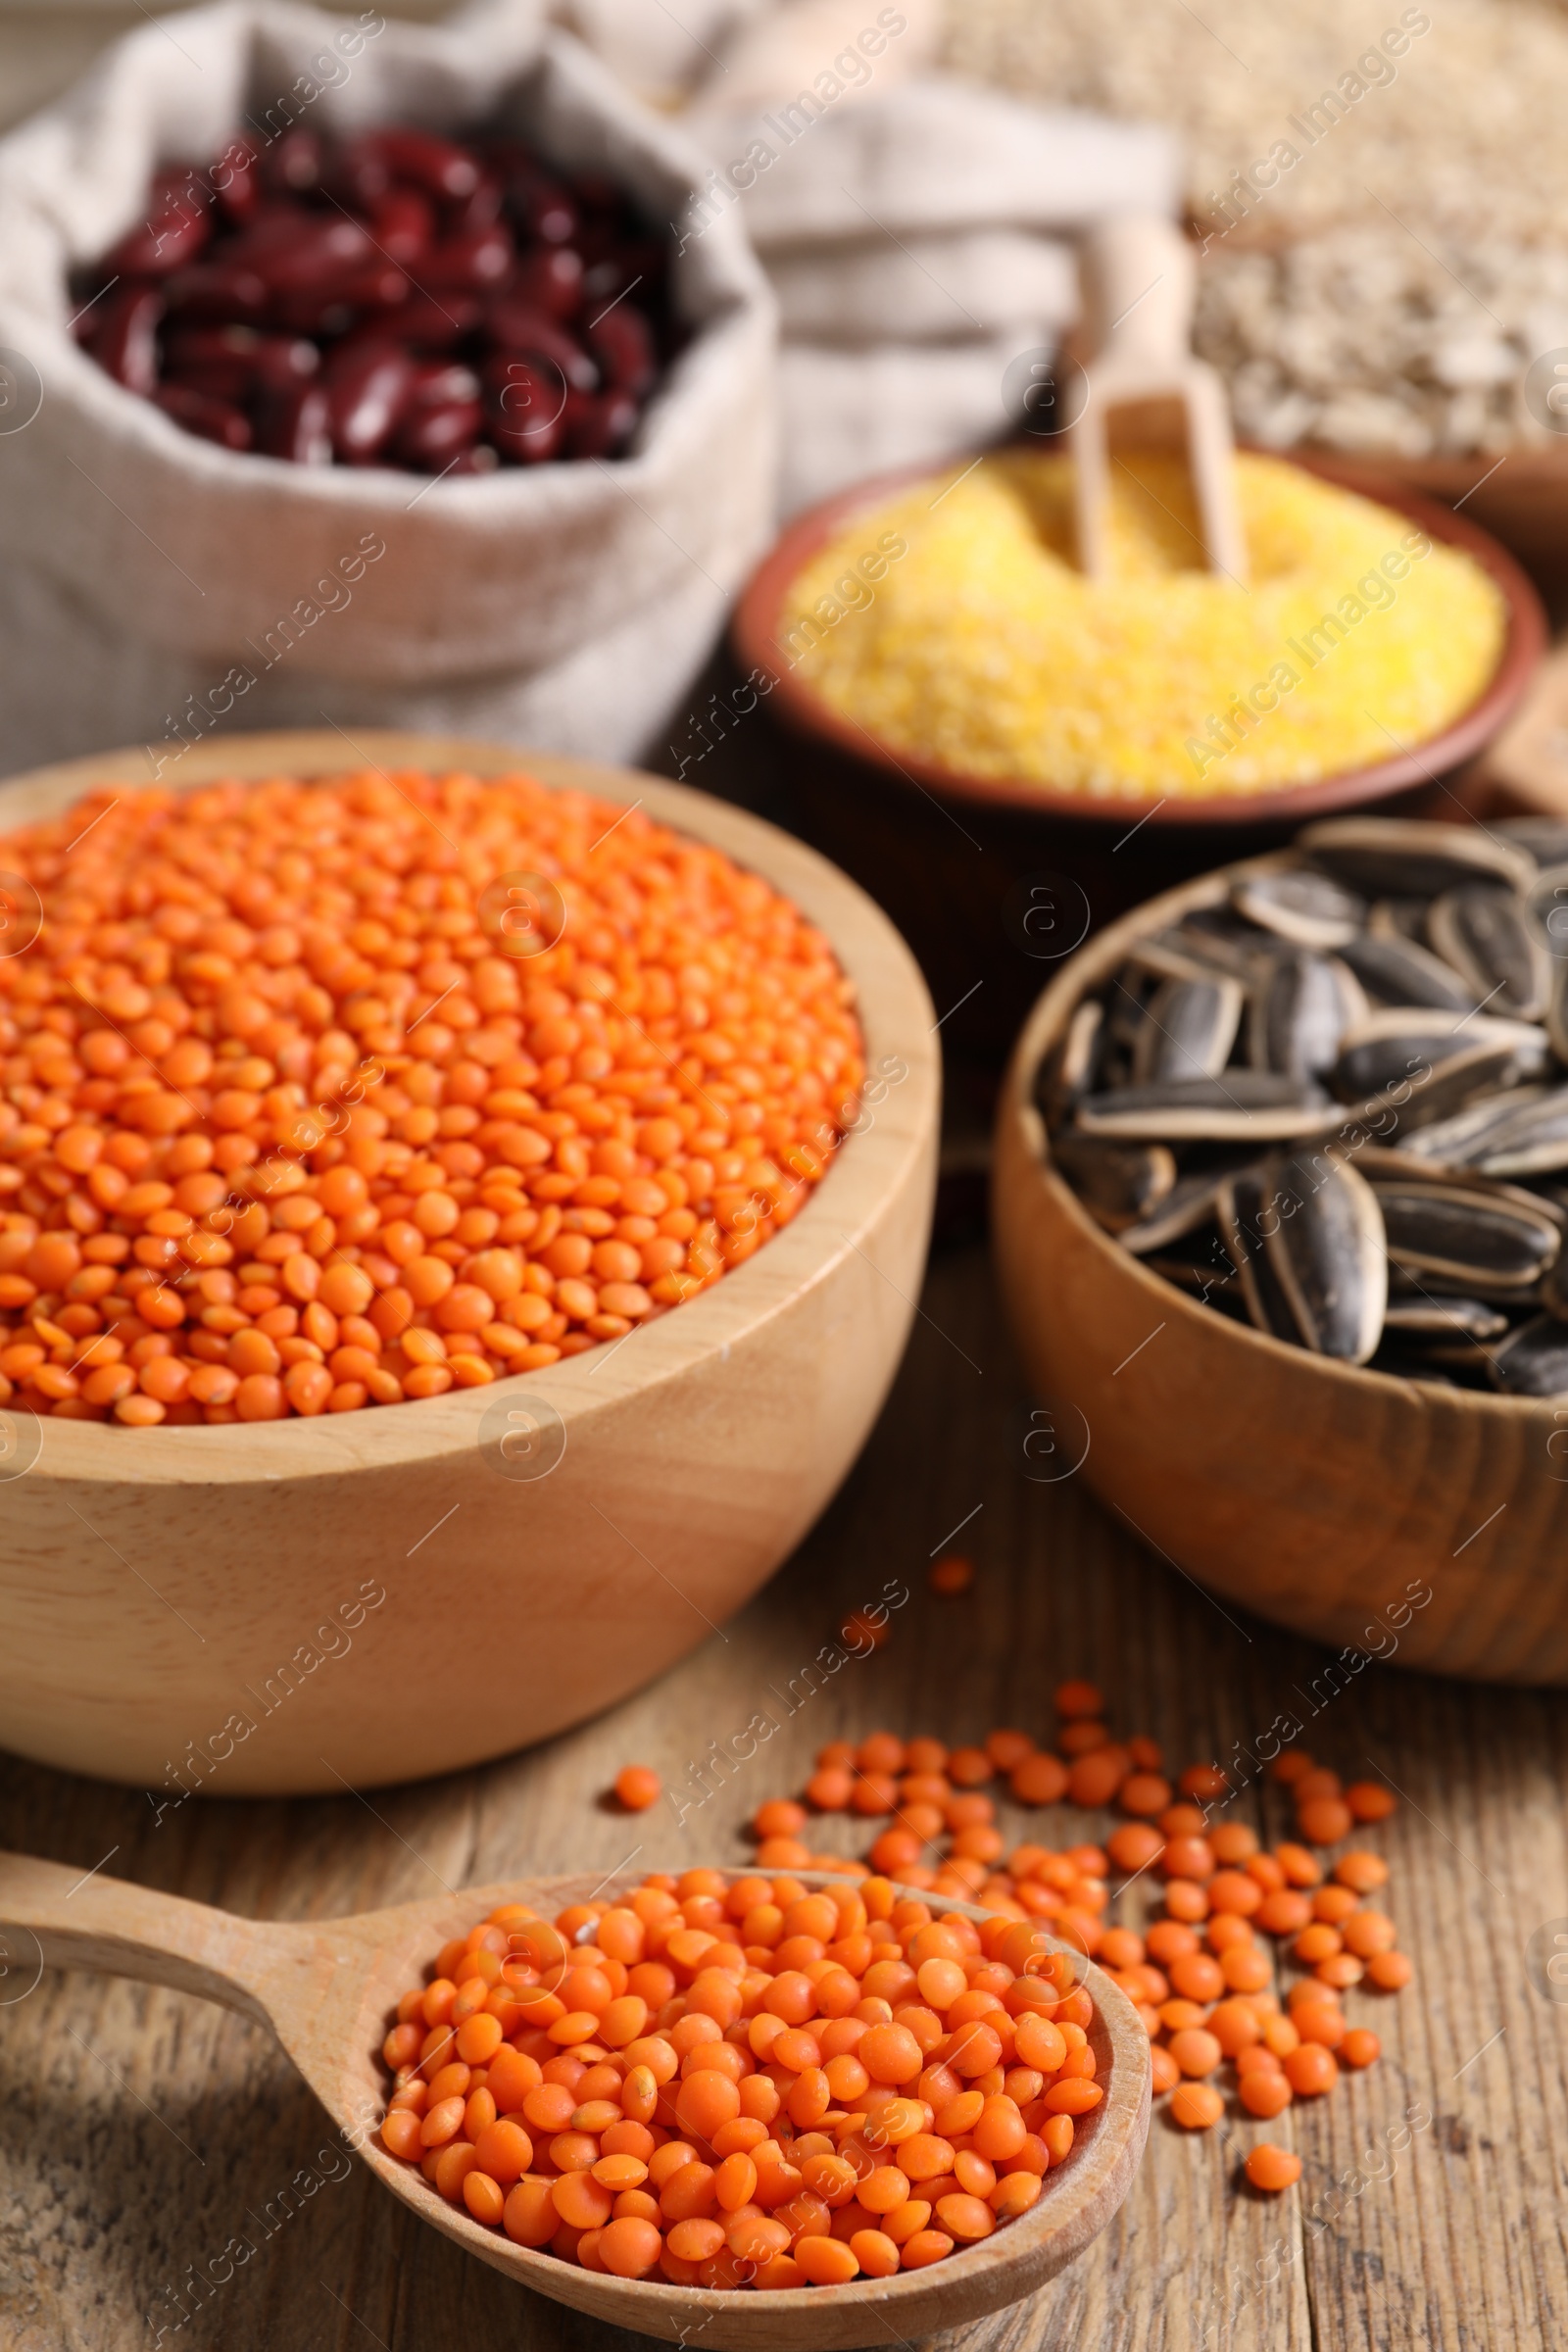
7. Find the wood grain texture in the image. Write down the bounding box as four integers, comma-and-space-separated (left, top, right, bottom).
0, 1854, 1151, 2350
993, 854, 1568, 1684
1, 1243, 1561, 2352
0, 731, 940, 1792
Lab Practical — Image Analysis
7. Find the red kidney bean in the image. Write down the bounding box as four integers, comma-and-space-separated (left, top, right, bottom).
77, 123, 668, 470
252, 334, 322, 390
393, 394, 482, 470
582, 238, 665, 310
167, 364, 244, 403
326, 346, 416, 463
105, 171, 212, 277
587, 306, 655, 399
446, 173, 504, 236
575, 219, 629, 270
408, 360, 481, 405
370, 188, 435, 265
153, 382, 252, 450
360, 128, 479, 202
161, 262, 269, 323
225, 202, 314, 260
275, 264, 408, 334
483, 355, 568, 463
564, 387, 639, 460
254, 380, 332, 464
403, 291, 486, 349
168, 325, 321, 402
161, 341, 254, 403
510, 246, 583, 320
90, 284, 164, 393
486, 297, 597, 390
252, 217, 373, 292
518, 181, 579, 248
261, 128, 321, 195
498, 156, 577, 240
211, 135, 263, 226
323, 134, 393, 212
342, 263, 413, 310
417, 225, 513, 292
163, 321, 258, 370
571, 172, 622, 217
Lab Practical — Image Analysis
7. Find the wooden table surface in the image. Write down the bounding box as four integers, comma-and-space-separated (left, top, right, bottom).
2, 1238, 1566, 2352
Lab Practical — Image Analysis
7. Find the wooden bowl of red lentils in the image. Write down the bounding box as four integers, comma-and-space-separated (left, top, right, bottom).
0, 730, 938, 1793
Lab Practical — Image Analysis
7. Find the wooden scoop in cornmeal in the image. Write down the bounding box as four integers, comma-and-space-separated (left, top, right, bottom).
1070, 213, 1248, 585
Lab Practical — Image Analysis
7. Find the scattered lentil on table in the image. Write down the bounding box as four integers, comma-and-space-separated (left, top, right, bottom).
615, 1767, 663, 1814
0, 771, 862, 1422
694, 1682, 1407, 2172
1245, 2141, 1303, 2193
784, 452, 1503, 799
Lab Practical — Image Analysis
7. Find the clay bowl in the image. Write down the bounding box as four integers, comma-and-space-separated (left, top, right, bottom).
0, 1853, 1152, 2348
1296, 441, 1568, 600
0, 730, 939, 1792
732, 449, 1545, 1065
991, 850, 1568, 1685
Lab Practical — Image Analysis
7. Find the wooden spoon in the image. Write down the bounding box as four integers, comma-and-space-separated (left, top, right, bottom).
0, 1851, 1151, 2348
1071, 212, 1249, 584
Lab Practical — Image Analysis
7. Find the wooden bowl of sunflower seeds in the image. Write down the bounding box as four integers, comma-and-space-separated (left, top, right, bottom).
993, 813, 1568, 1683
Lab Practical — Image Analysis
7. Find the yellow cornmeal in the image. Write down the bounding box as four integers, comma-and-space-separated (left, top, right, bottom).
783, 451, 1506, 800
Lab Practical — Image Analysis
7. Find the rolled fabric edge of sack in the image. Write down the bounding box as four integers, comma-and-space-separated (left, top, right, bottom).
765, 227, 1078, 347
0, 532, 737, 775
691, 74, 1183, 251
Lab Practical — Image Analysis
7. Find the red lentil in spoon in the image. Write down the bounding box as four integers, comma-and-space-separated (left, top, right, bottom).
376, 1868, 1099, 2283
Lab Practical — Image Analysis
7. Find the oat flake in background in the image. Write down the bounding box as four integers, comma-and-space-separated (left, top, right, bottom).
0, 0, 776, 775
946, 0, 1568, 460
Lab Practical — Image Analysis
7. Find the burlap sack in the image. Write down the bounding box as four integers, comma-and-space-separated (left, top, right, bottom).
0, 0, 776, 773
680, 67, 1179, 511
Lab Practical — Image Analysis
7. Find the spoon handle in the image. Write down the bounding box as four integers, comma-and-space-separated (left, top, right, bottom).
0, 1847, 290, 2025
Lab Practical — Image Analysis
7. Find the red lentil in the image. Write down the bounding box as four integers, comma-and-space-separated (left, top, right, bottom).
0, 772, 862, 1422
1169, 2082, 1225, 2130
613, 1766, 662, 1813
1245, 2143, 1301, 2192
377, 1870, 1096, 2284
734, 1678, 1408, 2162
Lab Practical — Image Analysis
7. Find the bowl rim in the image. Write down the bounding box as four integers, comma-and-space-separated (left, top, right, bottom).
339, 1868, 1152, 2341
0, 728, 939, 1487
998, 839, 1566, 1422
731, 443, 1547, 830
